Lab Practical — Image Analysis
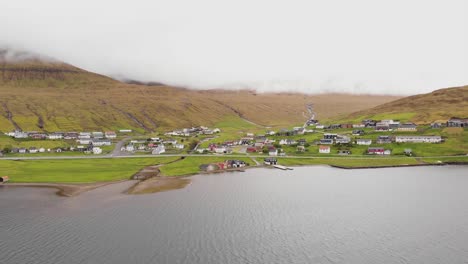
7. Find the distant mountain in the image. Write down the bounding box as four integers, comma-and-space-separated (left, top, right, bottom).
342, 85, 468, 123
0, 48, 400, 132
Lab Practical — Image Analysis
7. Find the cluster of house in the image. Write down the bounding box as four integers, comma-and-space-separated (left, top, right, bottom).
201, 159, 247, 171
319, 133, 442, 145
317, 134, 442, 155
314, 119, 421, 131
5, 130, 119, 140
8, 145, 104, 155
121, 138, 185, 154
165, 126, 221, 137
3, 130, 121, 155
313, 117, 468, 131
200, 134, 284, 156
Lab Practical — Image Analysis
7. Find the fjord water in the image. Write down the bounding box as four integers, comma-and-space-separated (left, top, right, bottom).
1, 166, 468, 264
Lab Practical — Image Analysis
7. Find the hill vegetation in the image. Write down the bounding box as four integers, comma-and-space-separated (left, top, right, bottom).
0, 48, 399, 133
337, 85, 468, 124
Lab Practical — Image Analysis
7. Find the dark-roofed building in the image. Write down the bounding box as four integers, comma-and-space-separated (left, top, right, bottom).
377, 135, 393, 144
397, 123, 417, 131
447, 117, 468, 127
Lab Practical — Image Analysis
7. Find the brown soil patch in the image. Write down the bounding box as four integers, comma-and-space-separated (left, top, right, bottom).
127, 177, 191, 194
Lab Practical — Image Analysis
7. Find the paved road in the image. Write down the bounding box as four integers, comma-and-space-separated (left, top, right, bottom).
111, 137, 131, 157
0, 153, 466, 161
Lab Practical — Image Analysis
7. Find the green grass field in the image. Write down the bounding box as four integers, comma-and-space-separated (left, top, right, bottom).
0, 157, 179, 183
276, 157, 421, 167
422, 156, 468, 164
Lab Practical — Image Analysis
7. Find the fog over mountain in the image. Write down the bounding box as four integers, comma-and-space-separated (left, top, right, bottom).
1, 0, 467, 94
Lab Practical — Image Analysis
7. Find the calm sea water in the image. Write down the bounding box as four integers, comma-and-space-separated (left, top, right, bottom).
1, 166, 468, 264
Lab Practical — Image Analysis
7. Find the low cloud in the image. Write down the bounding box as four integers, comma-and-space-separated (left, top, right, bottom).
0, 47, 56, 63
1, 0, 467, 95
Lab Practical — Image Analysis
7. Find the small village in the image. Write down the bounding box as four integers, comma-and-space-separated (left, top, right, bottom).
191, 117, 467, 164
2, 130, 124, 155
1, 118, 467, 168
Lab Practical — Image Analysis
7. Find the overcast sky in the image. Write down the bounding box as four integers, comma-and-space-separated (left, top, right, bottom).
1, 0, 467, 94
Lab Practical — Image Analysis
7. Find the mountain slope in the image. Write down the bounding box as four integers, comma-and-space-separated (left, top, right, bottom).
0, 49, 400, 132
341, 85, 468, 123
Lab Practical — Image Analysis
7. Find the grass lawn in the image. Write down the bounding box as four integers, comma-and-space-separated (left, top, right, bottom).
277, 157, 421, 167
0, 157, 180, 183
159, 156, 252, 176
422, 156, 468, 164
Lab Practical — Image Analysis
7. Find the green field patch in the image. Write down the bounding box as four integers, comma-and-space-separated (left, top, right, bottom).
277, 157, 420, 167
0, 157, 179, 183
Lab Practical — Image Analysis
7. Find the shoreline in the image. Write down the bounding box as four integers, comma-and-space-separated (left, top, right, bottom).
2, 162, 467, 197
1, 180, 130, 197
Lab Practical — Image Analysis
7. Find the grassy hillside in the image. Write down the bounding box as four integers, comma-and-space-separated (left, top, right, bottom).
335, 85, 468, 124
0, 49, 400, 133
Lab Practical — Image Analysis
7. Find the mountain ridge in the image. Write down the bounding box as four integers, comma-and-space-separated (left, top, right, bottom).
0, 48, 401, 132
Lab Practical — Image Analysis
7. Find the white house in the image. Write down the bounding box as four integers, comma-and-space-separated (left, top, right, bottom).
202, 129, 214, 135
92, 147, 102, 155
214, 146, 230, 154
397, 123, 417, 132
92, 139, 112, 146
268, 148, 278, 156
319, 145, 330, 154
14, 131, 29, 139
39, 147, 45, 153
335, 136, 351, 144
196, 148, 207, 153
92, 132, 104, 139
174, 144, 185, 149
152, 145, 166, 155
395, 136, 442, 143
356, 139, 372, 145
48, 133, 63, 140
79, 132, 91, 139
213, 128, 221, 133
126, 144, 135, 152
29, 147, 38, 154
78, 139, 91, 145
105, 131, 117, 138
264, 158, 278, 165
119, 129, 132, 133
